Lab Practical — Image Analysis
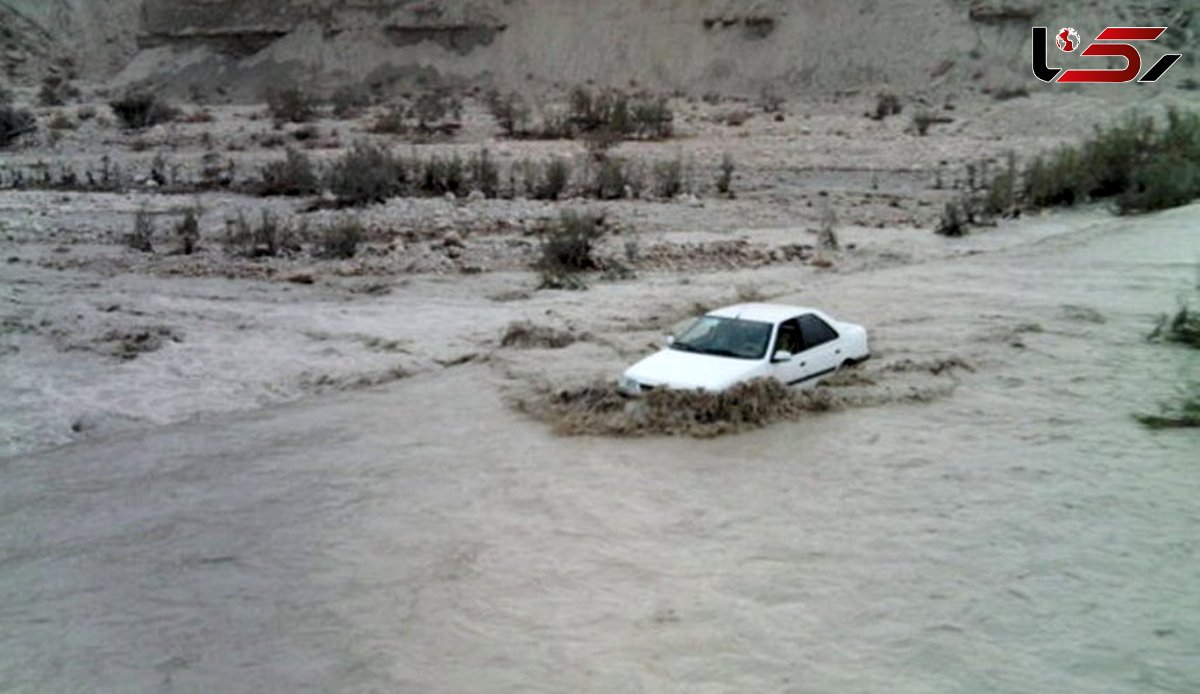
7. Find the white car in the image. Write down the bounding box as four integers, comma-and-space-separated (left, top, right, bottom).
619, 303, 870, 395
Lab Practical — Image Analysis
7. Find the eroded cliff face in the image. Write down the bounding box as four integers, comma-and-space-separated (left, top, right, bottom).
2, 0, 1195, 98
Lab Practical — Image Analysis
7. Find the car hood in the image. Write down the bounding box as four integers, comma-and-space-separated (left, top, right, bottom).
624, 349, 763, 391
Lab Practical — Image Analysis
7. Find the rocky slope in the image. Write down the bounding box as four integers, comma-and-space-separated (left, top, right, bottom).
3, 0, 1193, 100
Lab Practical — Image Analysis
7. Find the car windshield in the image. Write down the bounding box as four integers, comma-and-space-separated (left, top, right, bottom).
670, 316, 773, 360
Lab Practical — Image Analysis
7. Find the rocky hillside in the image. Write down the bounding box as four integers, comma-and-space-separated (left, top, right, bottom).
1, 0, 1196, 99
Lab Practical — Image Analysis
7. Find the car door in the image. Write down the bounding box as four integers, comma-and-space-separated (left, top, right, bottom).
769, 318, 807, 385
791, 313, 843, 384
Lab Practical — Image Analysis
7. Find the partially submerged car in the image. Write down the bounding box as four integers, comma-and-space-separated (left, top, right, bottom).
619, 303, 870, 395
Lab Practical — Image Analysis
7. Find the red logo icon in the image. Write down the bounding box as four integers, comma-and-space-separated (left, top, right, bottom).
1032, 26, 1183, 83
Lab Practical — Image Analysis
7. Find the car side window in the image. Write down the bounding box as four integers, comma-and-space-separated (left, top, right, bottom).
798, 314, 839, 350
775, 319, 802, 355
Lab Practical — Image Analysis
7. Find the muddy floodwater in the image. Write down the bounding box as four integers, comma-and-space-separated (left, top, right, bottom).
2, 206, 1198, 692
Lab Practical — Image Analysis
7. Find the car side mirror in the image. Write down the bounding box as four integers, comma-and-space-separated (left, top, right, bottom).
771, 350, 793, 363
665, 335, 675, 346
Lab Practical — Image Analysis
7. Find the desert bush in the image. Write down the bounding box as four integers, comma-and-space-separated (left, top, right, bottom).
260, 147, 319, 196
759, 85, 785, 113
267, 87, 317, 123
419, 154, 465, 196
871, 92, 902, 120
535, 157, 571, 200
535, 210, 603, 289
318, 217, 363, 259
1, 105, 35, 147
1148, 303, 1200, 348
326, 142, 404, 205
716, 153, 735, 196
469, 148, 499, 197
109, 90, 178, 129
935, 202, 967, 237
411, 91, 462, 129
39, 75, 79, 106
592, 158, 630, 200
369, 104, 409, 134
223, 210, 297, 258
175, 208, 200, 255
983, 152, 1018, 217
331, 86, 371, 119
911, 109, 951, 136
487, 90, 531, 137
127, 208, 155, 252
816, 201, 839, 249
653, 156, 684, 198
991, 84, 1030, 101
546, 86, 673, 141
1136, 390, 1200, 429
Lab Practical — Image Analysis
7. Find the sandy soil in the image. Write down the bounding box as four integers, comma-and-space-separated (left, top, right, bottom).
1, 88, 1198, 692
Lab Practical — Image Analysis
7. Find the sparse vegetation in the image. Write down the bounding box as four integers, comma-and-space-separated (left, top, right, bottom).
1149, 303, 1200, 348
1, 104, 36, 147
716, 153, 735, 196
267, 87, 317, 124
870, 92, 902, 120
260, 147, 320, 196
127, 208, 155, 252
911, 109, 951, 136
941, 108, 1200, 236
318, 218, 363, 259
535, 210, 604, 289
816, 201, 839, 250
935, 202, 968, 237
175, 208, 200, 255
326, 142, 404, 206
331, 86, 371, 119
1136, 388, 1200, 429
223, 211, 298, 258
109, 90, 178, 129
530, 158, 570, 200
468, 148, 499, 198
491, 86, 672, 141
38, 75, 79, 106
653, 156, 684, 199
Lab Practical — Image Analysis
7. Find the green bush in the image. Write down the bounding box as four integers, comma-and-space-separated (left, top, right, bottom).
535, 211, 603, 289
326, 143, 404, 205
109, 91, 178, 129
260, 147, 319, 196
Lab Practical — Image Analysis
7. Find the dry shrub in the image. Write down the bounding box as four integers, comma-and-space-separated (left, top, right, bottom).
109, 90, 178, 129
267, 87, 317, 123
500, 321, 581, 349
522, 378, 839, 438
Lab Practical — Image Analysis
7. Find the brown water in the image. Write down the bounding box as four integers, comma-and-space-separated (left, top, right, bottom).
2, 206, 1197, 693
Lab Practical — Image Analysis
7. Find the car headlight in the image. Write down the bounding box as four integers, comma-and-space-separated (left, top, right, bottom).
621, 376, 640, 393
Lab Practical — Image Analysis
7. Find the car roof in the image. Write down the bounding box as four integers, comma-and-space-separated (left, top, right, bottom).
706, 303, 823, 324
